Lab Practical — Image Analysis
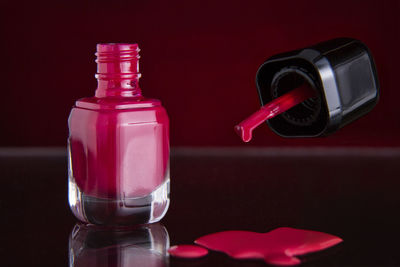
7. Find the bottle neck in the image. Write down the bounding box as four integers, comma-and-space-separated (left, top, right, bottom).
94, 43, 142, 98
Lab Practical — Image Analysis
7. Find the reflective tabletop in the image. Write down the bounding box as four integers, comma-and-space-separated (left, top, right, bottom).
2, 147, 400, 266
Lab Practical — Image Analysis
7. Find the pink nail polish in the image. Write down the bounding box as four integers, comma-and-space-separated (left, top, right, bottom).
235, 84, 316, 142
68, 43, 170, 225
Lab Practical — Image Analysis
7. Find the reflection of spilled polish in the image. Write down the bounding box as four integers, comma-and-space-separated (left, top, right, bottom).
169, 227, 342, 266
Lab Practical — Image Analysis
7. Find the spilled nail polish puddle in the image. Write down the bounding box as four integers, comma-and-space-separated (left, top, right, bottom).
168, 245, 208, 258
170, 227, 342, 266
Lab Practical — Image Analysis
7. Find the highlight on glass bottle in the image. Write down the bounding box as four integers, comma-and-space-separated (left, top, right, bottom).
68, 43, 170, 225
69, 223, 170, 267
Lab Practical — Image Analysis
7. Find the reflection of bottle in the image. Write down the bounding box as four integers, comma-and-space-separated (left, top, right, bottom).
68, 43, 170, 225
69, 223, 170, 267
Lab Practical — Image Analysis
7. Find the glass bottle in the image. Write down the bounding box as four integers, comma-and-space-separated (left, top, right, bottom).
68, 43, 170, 225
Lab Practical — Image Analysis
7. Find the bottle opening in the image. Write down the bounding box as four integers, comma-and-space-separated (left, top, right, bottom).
96, 43, 140, 63
95, 43, 142, 97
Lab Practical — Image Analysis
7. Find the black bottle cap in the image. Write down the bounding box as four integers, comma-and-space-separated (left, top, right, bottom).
256, 38, 380, 137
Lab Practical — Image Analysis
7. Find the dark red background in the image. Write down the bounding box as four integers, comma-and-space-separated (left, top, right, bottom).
1, 0, 399, 147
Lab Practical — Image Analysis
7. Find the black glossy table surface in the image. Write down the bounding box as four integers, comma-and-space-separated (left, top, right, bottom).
2, 147, 400, 266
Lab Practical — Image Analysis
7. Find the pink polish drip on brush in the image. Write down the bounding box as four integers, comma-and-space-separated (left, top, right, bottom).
235, 84, 316, 142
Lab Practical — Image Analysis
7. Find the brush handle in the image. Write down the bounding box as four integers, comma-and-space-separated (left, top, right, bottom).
235, 84, 316, 142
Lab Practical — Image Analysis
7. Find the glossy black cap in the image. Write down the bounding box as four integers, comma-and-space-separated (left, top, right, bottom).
256, 38, 380, 137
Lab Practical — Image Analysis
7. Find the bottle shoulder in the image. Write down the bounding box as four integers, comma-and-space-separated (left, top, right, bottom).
69, 96, 169, 126
74, 96, 163, 110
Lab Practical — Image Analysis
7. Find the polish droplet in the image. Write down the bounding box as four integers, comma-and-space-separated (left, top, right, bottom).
168, 244, 209, 258
234, 125, 252, 142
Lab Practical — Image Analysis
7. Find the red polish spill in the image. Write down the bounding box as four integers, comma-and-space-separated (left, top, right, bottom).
168, 244, 209, 258
195, 227, 342, 266
235, 84, 316, 142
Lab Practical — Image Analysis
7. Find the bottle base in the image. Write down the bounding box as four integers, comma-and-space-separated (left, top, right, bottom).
69, 178, 170, 226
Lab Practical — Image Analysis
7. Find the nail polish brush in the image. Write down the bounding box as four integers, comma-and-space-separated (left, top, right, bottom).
235, 83, 316, 142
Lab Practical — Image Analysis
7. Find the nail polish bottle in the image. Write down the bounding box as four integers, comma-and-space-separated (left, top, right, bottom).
68, 43, 170, 225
